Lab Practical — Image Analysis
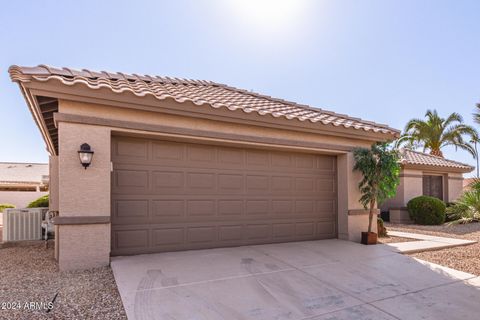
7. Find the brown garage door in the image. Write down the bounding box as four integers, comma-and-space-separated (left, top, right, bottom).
111, 135, 337, 256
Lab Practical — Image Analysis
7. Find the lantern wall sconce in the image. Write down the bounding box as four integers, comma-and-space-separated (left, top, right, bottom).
78, 143, 94, 169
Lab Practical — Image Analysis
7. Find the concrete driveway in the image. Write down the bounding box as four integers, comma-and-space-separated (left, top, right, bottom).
111, 239, 480, 320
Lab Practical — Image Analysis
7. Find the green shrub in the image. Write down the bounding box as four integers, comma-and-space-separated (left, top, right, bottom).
445, 202, 460, 222
0, 204, 15, 212
407, 196, 446, 225
446, 193, 480, 225
27, 194, 49, 208
377, 217, 387, 237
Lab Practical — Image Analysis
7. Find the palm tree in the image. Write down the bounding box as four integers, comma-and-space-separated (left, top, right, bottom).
473, 103, 480, 125
396, 109, 477, 158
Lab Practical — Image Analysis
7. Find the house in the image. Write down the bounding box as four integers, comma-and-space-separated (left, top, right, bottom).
381, 148, 474, 223
9, 65, 400, 270
0, 162, 49, 208
463, 177, 476, 191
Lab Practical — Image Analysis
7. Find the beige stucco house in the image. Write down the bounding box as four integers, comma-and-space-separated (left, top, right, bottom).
382, 148, 474, 223
9, 65, 400, 270
0, 162, 49, 208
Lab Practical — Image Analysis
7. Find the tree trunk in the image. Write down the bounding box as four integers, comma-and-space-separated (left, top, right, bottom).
368, 199, 376, 233
430, 148, 443, 158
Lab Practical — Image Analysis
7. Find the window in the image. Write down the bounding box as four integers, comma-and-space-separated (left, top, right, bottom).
423, 175, 443, 200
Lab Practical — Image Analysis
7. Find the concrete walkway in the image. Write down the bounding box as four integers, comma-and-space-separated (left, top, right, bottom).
112, 239, 480, 320
385, 231, 477, 254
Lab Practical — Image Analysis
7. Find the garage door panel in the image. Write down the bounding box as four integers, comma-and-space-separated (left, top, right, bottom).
114, 170, 149, 192
152, 228, 184, 247
245, 200, 269, 215
246, 150, 269, 166
152, 200, 185, 218
271, 152, 293, 167
115, 200, 149, 218
295, 154, 316, 169
186, 172, 216, 191
219, 225, 244, 241
111, 136, 337, 255
246, 175, 268, 192
246, 224, 271, 240
187, 145, 216, 162
217, 148, 245, 167
152, 141, 185, 162
186, 200, 216, 216
112, 138, 149, 162
317, 221, 336, 237
317, 156, 336, 171
152, 171, 184, 191
114, 229, 149, 250
296, 222, 315, 237
271, 200, 293, 215
273, 223, 295, 239
218, 200, 244, 216
187, 226, 217, 243
218, 174, 244, 192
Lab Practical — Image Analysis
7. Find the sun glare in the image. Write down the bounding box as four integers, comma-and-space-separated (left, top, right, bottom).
227, 0, 309, 32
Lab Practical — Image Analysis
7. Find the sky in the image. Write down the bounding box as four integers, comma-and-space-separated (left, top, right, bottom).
1, 0, 479, 175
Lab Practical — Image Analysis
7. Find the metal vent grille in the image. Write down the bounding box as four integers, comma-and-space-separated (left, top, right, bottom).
2, 208, 47, 242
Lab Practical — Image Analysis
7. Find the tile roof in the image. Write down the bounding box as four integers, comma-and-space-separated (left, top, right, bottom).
9, 65, 399, 137
399, 149, 474, 172
0, 162, 49, 185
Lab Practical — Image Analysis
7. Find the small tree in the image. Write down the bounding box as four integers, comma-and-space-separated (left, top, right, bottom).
353, 143, 400, 233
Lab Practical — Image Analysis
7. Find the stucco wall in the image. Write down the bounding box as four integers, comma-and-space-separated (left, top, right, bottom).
402, 170, 424, 204
337, 152, 371, 242
0, 191, 48, 209
447, 173, 464, 202
49, 156, 59, 211
58, 224, 110, 270
59, 100, 374, 151
57, 121, 111, 270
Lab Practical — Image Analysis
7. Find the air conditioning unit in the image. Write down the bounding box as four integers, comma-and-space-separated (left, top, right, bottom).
2, 208, 47, 242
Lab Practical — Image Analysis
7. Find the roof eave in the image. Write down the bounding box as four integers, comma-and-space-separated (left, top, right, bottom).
401, 163, 474, 174
15, 82, 57, 156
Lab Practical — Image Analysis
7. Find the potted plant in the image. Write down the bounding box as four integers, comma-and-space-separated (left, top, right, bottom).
353, 143, 400, 245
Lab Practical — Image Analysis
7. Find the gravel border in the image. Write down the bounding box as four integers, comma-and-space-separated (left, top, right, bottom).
386, 222, 480, 276
0, 243, 126, 319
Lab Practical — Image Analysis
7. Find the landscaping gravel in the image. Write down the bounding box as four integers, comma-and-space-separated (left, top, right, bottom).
386, 222, 480, 276
0, 243, 126, 319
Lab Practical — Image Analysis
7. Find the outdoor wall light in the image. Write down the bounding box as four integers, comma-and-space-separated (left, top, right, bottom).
78, 143, 94, 169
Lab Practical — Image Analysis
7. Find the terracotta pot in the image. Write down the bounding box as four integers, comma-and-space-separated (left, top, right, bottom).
361, 232, 378, 245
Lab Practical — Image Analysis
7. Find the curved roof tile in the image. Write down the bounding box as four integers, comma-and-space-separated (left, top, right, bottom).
400, 149, 474, 172
9, 64, 400, 137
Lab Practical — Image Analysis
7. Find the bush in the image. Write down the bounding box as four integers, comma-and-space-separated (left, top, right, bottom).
0, 204, 15, 212
446, 192, 480, 224
445, 202, 460, 222
377, 217, 387, 237
407, 196, 446, 225
27, 195, 49, 208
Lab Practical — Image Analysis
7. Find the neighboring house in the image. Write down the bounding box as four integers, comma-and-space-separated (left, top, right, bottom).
9, 65, 400, 270
381, 149, 474, 222
463, 177, 476, 191
0, 162, 49, 208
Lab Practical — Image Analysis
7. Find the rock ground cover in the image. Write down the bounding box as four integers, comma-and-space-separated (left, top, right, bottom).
0, 242, 126, 319
386, 222, 480, 276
